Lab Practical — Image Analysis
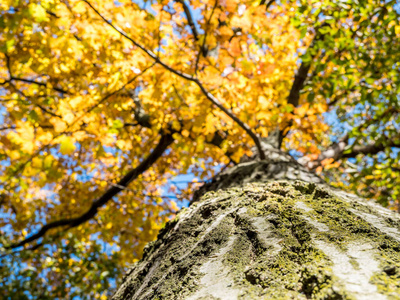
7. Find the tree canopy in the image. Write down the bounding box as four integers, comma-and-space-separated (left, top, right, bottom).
0, 0, 399, 298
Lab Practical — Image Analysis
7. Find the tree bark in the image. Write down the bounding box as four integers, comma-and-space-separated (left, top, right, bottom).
113, 150, 400, 299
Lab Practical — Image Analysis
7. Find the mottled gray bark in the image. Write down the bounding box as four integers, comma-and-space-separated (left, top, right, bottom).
113, 150, 400, 300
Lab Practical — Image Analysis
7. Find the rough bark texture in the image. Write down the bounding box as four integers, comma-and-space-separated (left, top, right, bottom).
113, 151, 400, 300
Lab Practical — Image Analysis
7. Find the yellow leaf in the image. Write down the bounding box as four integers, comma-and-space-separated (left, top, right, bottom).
258, 95, 270, 110
50, 118, 67, 132
9, 150, 20, 160
396, 25, 400, 35
108, 72, 121, 91
308, 114, 317, 122
172, 120, 181, 131
170, 201, 179, 211
256, 111, 271, 121
181, 129, 190, 137
28, 3, 49, 22
59, 136, 76, 155
32, 157, 43, 169
116, 140, 126, 149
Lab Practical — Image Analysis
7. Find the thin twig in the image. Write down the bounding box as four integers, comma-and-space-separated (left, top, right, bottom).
0, 126, 16, 131
8, 82, 62, 118
10, 77, 69, 94
4, 53, 69, 94
85, 62, 156, 114
260, 0, 275, 10
194, 0, 218, 74
176, 0, 199, 41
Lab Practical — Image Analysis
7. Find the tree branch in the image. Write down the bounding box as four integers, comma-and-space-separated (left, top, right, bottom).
286, 61, 311, 108
5, 132, 174, 249
0, 126, 16, 131
10, 77, 69, 95
299, 105, 400, 169
5, 63, 155, 184
299, 134, 400, 170
278, 60, 312, 147
279, 27, 328, 146
85, 62, 156, 115
298, 135, 348, 170
3, 53, 69, 94
195, 0, 218, 64
84, 0, 266, 160
260, 0, 275, 10
193, 79, 266, 159
8, 82, 63, 118
342, 139, 400, 158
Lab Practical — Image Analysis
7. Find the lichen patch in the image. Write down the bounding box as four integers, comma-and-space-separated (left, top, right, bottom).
295, 201, 330, 232
313, 240, 386, 300
348, 208, 400, 243
187, 236, 242, 300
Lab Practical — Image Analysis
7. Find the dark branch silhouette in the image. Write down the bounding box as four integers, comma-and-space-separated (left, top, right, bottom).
279, 26, 330, 146
9, 77, 69, 94
5, 131, 175, 250
260, 0, 275, 10
300, 134, 400, 170
176, 0, 199, 41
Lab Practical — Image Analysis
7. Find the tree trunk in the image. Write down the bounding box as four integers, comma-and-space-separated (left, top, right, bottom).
113, 151, 400, 299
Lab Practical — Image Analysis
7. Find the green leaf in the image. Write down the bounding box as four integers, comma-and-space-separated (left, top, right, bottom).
112, 119, 124, 129
300, 27, 308, 39
365, 78, 375, 85
28, 110, 39, 122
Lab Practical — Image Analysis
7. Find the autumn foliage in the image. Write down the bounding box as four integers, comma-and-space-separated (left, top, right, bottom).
0, 0, 399, 298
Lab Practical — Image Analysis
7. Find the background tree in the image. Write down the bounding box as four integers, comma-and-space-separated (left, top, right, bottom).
0, 0, 399, 298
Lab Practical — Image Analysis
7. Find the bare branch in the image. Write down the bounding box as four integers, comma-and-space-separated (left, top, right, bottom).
5, 131, 174, 250
123, 122, 139, 128
176, 0, 199, 41
0, 126, 16, 131
260, 0, 275, 10
342, 138, 400, 158
10, 77, 69, 94
279, 27, 329, 146
300, 134, 400, 170
287, 61, 311, 108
